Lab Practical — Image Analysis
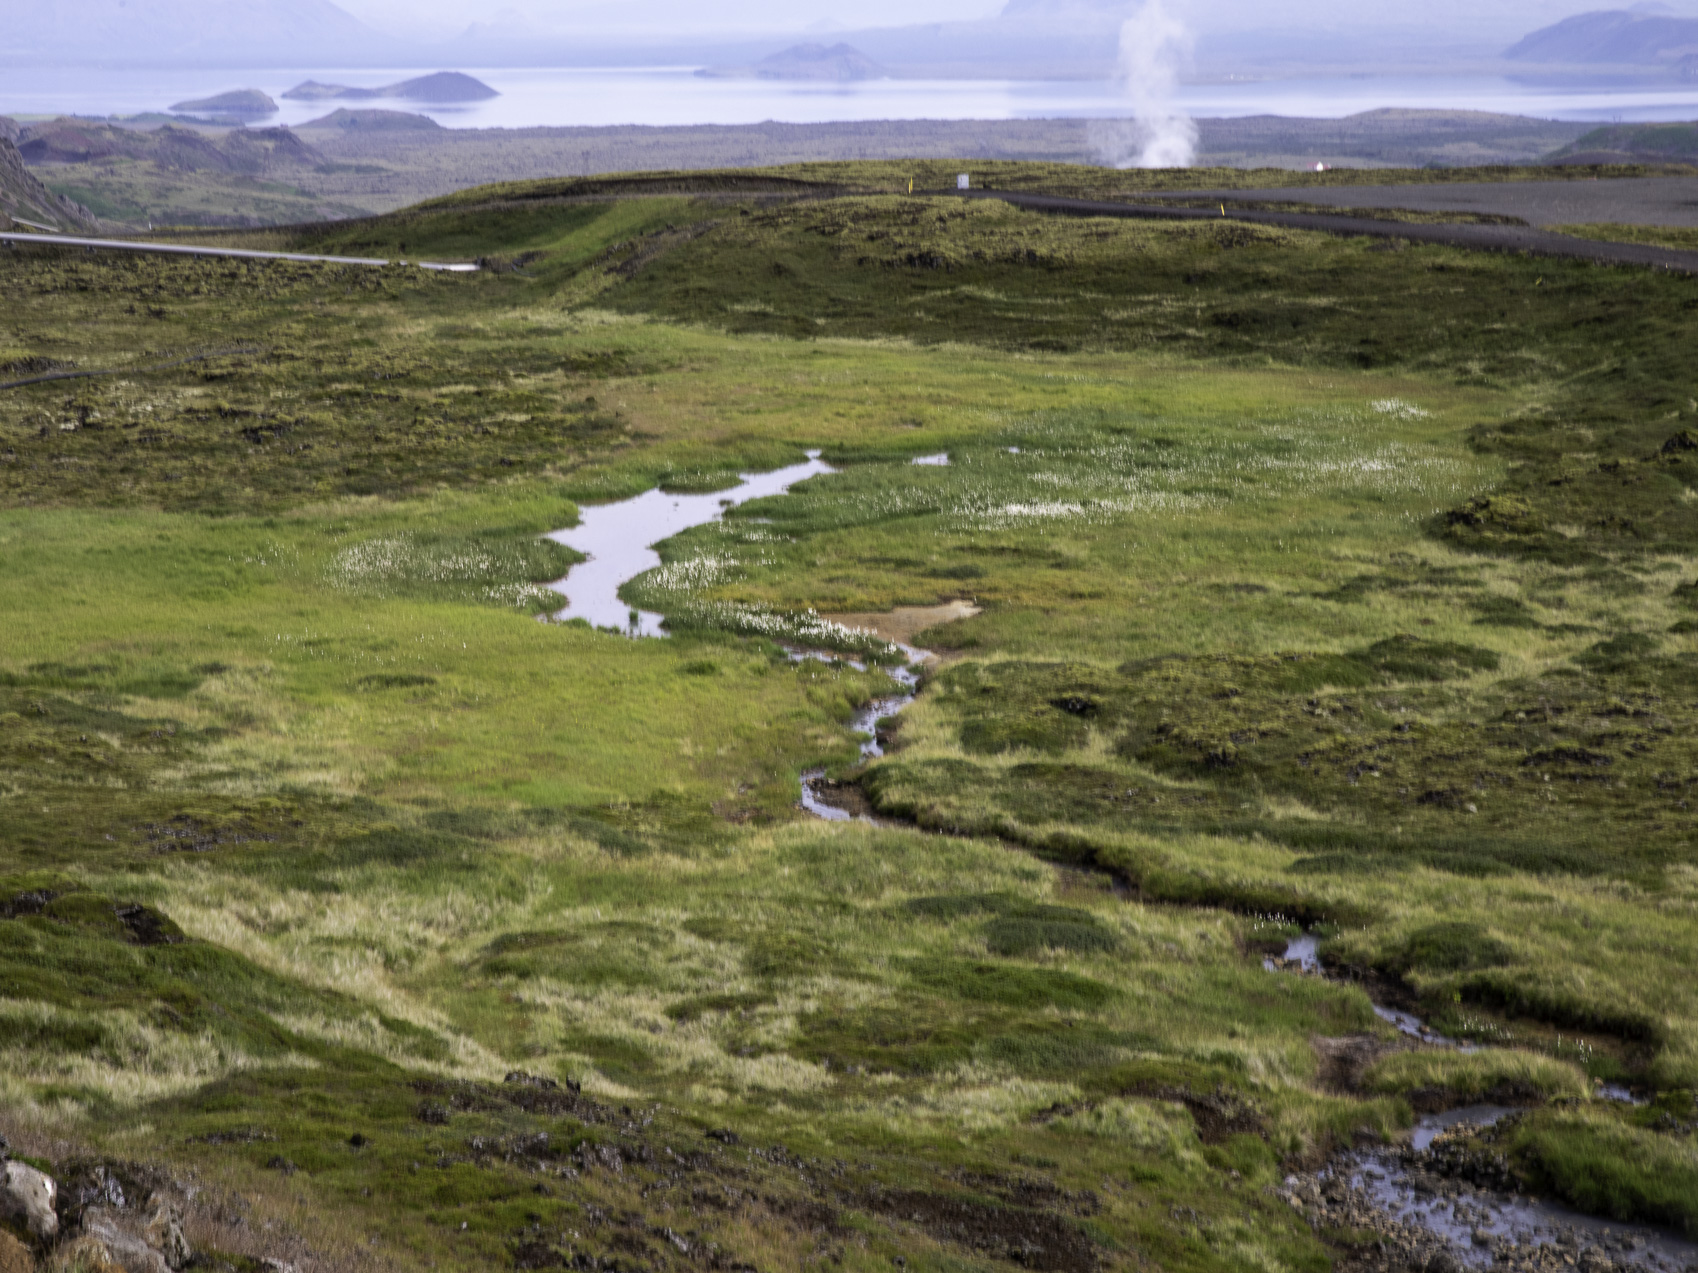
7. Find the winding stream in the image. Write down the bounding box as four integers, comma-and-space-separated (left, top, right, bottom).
797, 651, 921, 822
1266, 935, 1651, 1091
1334, 1142, 1698, 1273
540, 456, 1686, 1268
545, 448, 956, 634
545, 452, 837, 634
1263, 932, 1690, 1267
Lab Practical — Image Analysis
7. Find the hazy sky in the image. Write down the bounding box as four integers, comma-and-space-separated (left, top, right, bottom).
334, 0, 1004, 38
329, 0, 1698, 43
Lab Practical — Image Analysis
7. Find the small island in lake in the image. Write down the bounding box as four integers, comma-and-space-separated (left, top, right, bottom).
282, 72, 498, 104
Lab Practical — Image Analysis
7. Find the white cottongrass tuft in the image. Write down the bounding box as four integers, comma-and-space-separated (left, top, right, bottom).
1372, 399, 1432, 419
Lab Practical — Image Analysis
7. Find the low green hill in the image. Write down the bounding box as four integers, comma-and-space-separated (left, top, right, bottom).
1546, 121, 1698, 164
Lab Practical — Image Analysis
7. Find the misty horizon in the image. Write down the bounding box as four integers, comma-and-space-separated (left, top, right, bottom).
7, 0, 1698, 69
7, 0, 1698, 173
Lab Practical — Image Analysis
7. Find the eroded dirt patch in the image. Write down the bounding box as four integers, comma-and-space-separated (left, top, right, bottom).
821, 600, 982, 653
864, 1187, 1100, 1272
1313, 1034, 1403, 1095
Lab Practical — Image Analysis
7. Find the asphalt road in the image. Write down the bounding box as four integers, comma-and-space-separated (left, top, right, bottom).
1135, 176, 1698, 229
963, 189, 1698, 276
0, 231, 480, 272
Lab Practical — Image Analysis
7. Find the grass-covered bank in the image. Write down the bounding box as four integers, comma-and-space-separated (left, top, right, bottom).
4, 163, 1698, 1268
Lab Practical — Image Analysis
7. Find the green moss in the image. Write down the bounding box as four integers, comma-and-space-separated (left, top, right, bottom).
1509, 1109, 1698, 1234
1391, 922, 1515, 975
906, 958, 1118, 1010
983, 908, 1121, 956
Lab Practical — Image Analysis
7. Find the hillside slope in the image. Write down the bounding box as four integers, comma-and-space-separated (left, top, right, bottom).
13, 120, 349, 227
1506, 8, 1698, 67
1546, 121, 1698, 164
0, 136, 98, 231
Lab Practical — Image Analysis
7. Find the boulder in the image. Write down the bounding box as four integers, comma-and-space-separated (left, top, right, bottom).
75, 1198, 190, 1273
0, 1163, 57, 1241
79, 1209, 170, 1273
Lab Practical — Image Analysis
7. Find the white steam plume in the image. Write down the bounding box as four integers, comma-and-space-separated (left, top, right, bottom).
1090, 0, 1197, 169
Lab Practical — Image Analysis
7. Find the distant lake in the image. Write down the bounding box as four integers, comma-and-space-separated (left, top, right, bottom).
3, 65, 1697, 129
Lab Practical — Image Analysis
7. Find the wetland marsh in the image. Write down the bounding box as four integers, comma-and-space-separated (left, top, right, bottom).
1, 163, 1696, 1273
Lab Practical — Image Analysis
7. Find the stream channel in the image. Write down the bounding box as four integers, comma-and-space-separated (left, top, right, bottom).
1268, 941, 1694, 1273
543, 457, 1694, 1272
543, 451, 926, 808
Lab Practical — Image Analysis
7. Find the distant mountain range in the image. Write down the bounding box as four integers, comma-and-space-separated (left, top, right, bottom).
7, 0, 1698, 86
699, 44, 888, 82
1506, 9, 1698, 70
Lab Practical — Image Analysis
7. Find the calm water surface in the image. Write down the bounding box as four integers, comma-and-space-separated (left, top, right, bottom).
6, 66, 1698, 128
544, 453, 834, 635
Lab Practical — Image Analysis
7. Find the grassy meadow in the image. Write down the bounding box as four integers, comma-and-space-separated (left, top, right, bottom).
1, 164, 1696, 1270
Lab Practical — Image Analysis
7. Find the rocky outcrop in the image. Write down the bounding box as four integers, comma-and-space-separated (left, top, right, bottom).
77, 1199, 191, 1273
297, 108, 443, 132
0, 138, 99, 232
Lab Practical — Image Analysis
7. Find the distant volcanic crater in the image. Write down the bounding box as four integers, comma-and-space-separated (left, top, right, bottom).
282, 72, 498, 104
